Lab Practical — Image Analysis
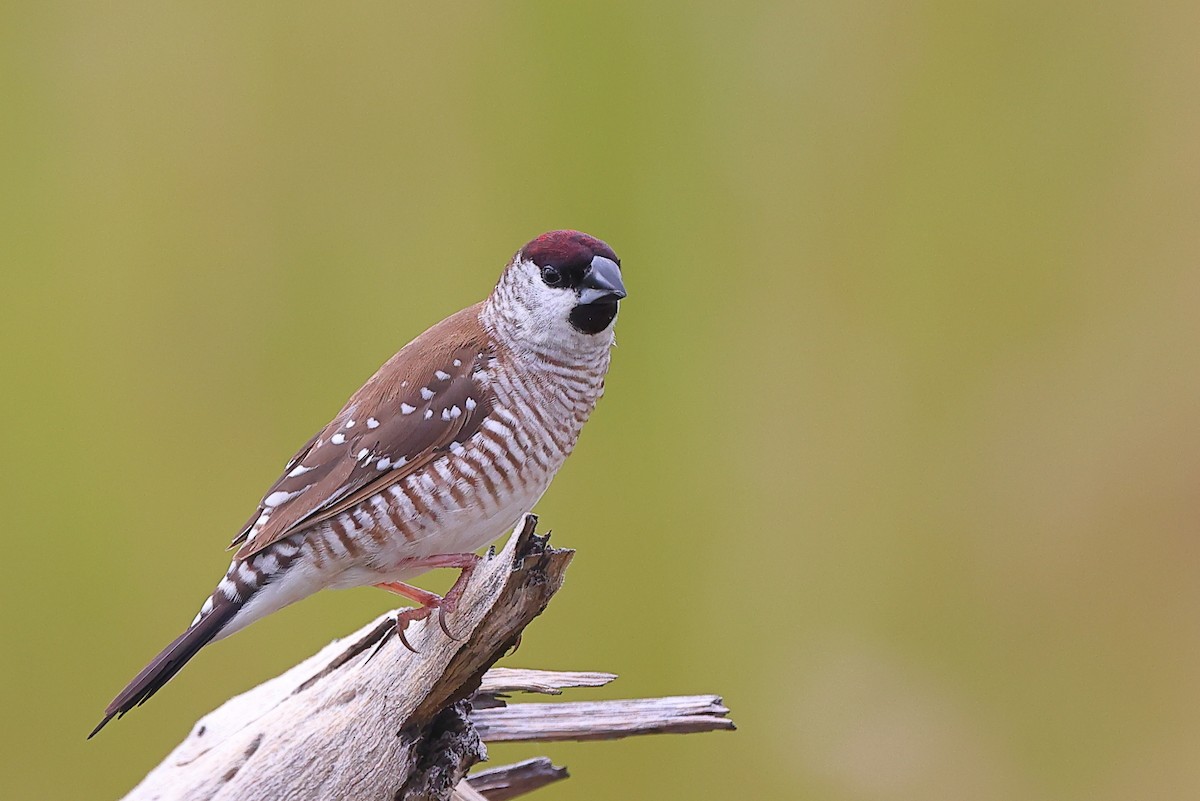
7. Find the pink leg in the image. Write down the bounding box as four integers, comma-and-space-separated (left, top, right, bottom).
373, 553, 482, 651
375, 580, 441, 606
374, 580, 446, 652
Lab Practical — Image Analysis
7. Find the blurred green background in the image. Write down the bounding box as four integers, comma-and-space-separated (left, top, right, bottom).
3, 2, 1200, 799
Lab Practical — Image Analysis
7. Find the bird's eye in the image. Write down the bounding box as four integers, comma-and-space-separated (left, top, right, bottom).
540, 266, 563, 287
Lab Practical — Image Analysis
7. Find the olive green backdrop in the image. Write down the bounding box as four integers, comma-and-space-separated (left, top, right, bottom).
4, 2, 1200, 799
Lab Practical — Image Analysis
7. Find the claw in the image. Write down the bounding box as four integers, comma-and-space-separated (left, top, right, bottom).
436, 559, 476, 643
437, 607, 462, 640
392, 606, 433, 654
398, 624, 420, 654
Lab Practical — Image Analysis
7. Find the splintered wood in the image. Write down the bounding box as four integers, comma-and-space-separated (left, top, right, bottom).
120, 516, 734, 801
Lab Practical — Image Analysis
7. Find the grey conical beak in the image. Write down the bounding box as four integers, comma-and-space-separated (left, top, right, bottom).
577, 255, 627, 305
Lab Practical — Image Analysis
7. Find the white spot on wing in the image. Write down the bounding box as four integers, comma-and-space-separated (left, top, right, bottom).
357, 448, 370, 460
434, 369, 450, 381
377, 456, 392, 470
265, 490, 301, 508
441, 407, 451, 421
453, 359, 462, 367
288, 463, 313, 477
424, 409, 434, 420
401, 403, 416, 415
450, 405, 462, 418
420, 386, 435, 400
465, 397, 477, 411
367, 417, 380, 429
392, 456, 408, 469
345, 419, 356, 428
331, 433, 346, 445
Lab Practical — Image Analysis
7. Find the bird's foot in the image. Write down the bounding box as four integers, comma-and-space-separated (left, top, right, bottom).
373, 553, 482, 652
375, 581, 447, 652
393, 604, 437, 653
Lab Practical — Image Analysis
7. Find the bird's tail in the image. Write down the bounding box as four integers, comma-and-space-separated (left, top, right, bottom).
89, 549, 290, 738
88, 590, 242, 738
90, 539, 320, 738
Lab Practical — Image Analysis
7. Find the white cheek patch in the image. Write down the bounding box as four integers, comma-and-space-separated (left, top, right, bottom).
503, 260, 588, 349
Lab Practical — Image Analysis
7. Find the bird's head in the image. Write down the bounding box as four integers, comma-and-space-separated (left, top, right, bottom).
487, 230, 626, 350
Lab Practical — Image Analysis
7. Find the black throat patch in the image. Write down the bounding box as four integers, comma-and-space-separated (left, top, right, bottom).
569, 300, 619, 335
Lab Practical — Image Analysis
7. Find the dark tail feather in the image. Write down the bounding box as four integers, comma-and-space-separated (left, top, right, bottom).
89, 596, 239, 738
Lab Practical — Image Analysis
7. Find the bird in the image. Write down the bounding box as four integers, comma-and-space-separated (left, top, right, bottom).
90, 230, 626, 737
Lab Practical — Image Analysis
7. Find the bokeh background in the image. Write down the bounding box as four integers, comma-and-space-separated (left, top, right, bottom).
3, 2, 1200, 799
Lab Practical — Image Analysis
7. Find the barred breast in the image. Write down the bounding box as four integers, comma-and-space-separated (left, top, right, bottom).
289, 339, 610, 590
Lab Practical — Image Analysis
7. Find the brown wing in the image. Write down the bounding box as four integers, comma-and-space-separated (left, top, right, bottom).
230, 304, 497, 560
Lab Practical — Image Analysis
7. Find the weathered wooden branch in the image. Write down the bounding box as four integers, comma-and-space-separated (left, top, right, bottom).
121, 515, 734, 801
460, 758, 567, 801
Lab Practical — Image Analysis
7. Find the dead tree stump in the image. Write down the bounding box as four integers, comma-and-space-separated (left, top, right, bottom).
120, 515, 734, 801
